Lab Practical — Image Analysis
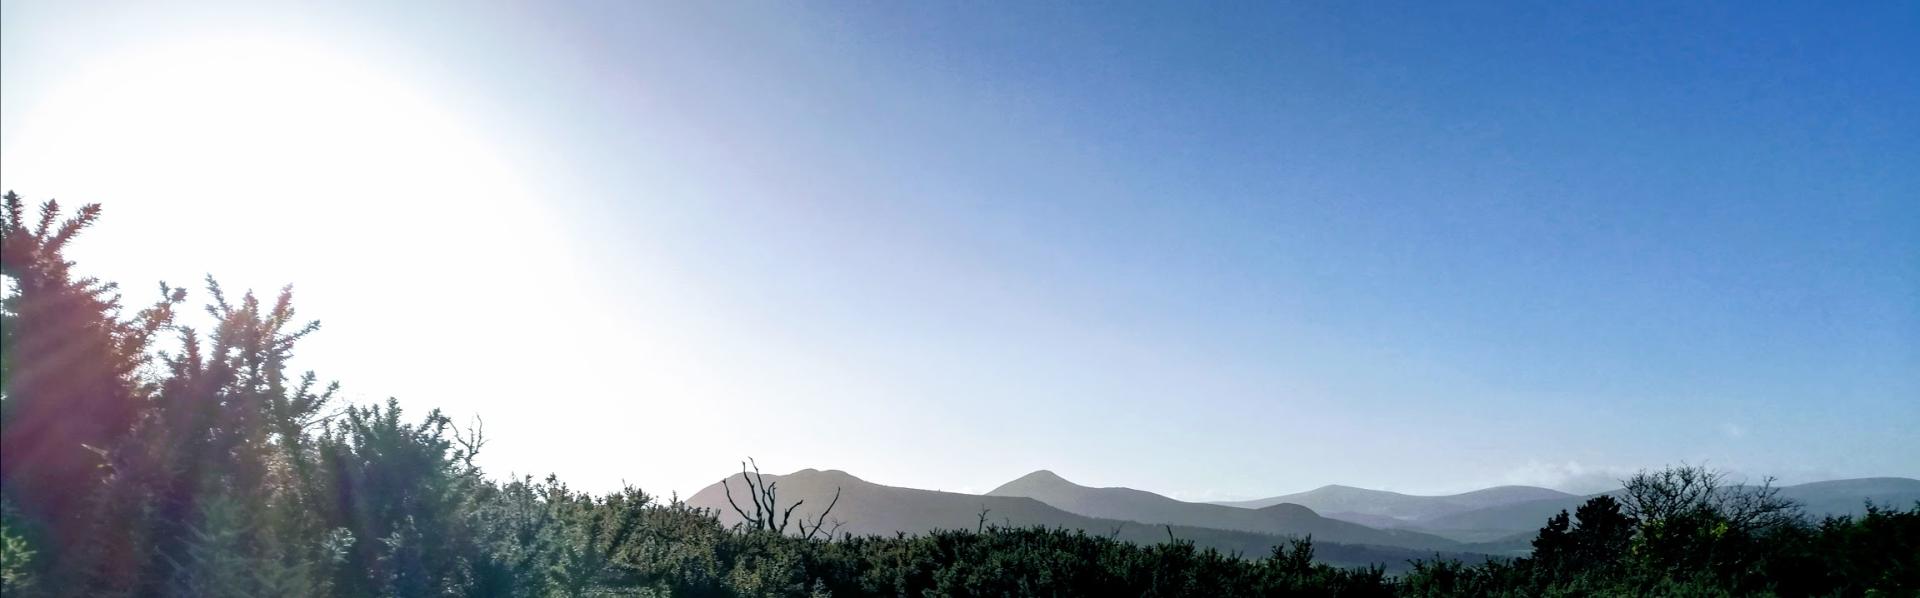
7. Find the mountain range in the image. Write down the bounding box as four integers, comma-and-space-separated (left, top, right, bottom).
684, 469, 1487, 571
1408, 477, 1920, 542
1215, 484, 1575, 521
986, 470, 1460, 551
686, 468, 1920, 565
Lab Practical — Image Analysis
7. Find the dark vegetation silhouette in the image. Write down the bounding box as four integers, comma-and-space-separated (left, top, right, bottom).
1, 193, 1915, 596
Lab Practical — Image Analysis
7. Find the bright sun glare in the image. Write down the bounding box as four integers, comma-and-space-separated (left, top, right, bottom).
3, 3, 1917, 594
6, 34, 529, 278
2, 31, 625, 480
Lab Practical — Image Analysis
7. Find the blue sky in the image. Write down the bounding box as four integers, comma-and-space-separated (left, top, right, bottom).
3, 1, 1915, 498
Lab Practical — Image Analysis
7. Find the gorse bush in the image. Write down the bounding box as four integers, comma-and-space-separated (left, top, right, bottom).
0, 192, 1914, 596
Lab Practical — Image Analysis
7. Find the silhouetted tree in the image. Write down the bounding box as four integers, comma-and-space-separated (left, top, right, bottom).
1528, 494, 1635, 588
1617, 465, 1802, 592
1567, 495, 1634, 570
1621, 466, 1798, 534
0, 192, 180, 564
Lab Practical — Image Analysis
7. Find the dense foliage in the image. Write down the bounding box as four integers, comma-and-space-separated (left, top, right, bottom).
1, 193, 1915, 596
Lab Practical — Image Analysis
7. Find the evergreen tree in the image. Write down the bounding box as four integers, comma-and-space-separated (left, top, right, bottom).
0, 192, 179, 568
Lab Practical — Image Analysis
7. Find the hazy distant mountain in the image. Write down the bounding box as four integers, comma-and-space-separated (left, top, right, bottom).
1777, 477, 1920, 517
685, 469, 1918, 567
1413, 494, 1607, 543
685, 469, 1487, 571
1321, 511, 1415, 530
986, 470, 1461, 551
1215, 484, 1575, 522
690, 469, 1080, 536
1413, 477, 1920, 543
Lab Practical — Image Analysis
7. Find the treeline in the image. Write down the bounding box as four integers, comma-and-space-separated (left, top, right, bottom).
1, 193, 1915, 597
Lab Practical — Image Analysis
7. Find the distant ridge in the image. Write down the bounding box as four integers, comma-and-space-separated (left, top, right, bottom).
684, 468, 1919, 564
1214, 484, 1575, 522
987, 470, 1462, 551
1417, 476, 1920, 542
685, 469, 1489, 571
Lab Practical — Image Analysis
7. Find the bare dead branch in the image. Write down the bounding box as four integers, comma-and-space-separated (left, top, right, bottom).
800, 487, 844, 540
727, 458, 847, 539
780, 498, 807, 534
721, 478, 759, 530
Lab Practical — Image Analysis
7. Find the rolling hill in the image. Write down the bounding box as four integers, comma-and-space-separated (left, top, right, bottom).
1215, 484, 1574, 523
684, 468, 1488, 571
685, 468, 1919, 566
1777, 477, 1920, 517
986, 470, 1462, 551
1409, 477, 1920, 543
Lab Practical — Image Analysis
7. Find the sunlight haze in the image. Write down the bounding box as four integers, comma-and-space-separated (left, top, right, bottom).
3, 0, 1915, 503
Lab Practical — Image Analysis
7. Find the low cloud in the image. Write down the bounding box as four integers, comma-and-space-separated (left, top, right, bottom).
1502, 460, 1636, 494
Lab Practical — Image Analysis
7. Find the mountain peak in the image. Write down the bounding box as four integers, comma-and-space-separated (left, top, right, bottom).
1008, 469, 1075, 485
790, 468, 865, 484
988, 469, 1084, 495
1314, 484, 1366, 492
1020, 469, 1067, 482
